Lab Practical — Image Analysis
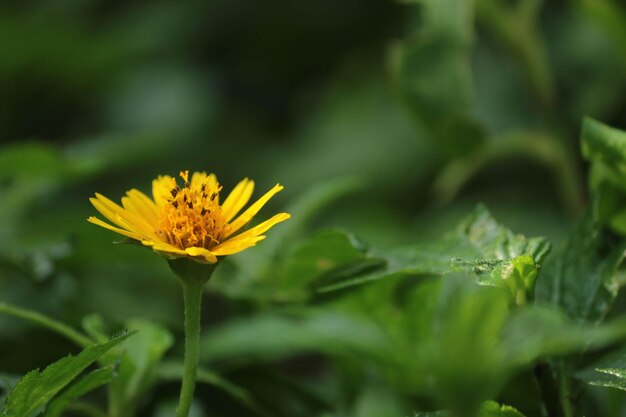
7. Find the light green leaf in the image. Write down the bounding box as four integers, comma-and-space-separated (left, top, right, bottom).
2, 332, 131, 417
43, 367, 114, 417
412, 401, 526, 417
201, 310, 391, 364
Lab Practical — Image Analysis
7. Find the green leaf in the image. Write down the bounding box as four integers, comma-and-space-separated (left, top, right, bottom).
535, 210, 626, 323
2, 332, 132, 417
478, 401, 527, 417
581, 117, 626, 234
412, 401, 526, 417
501, 307, 626, 367
577, 346, 626, 391
107, 319, 173, 414
157, 362, 264, 414
201, 310, 391, 364
316, 205, 550, 303
43, 367, 114, 417
390, 0, 485, 156
0, 302, 93, 348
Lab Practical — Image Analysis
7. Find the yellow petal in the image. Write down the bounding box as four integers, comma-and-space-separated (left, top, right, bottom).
221, 178, 254, 222
211, 236, 266, 256
152, 175, 175, 209
122, 189, 160, 225
92, 194, 157, 239
226, 184, 283, 236
185, 247, 218, 263
87, 216, 143, 240
90, 197, 152, 239
142, 240, 188, 256
219, 212, 290, 245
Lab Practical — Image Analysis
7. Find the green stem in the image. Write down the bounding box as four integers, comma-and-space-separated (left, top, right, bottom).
176, 280, 204, 417
0, 302, 93, 348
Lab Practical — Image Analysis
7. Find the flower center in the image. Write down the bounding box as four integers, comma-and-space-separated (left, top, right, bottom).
159, 171, 229, 250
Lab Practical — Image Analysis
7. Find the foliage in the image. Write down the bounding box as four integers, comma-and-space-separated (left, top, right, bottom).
3, 0, 626, 416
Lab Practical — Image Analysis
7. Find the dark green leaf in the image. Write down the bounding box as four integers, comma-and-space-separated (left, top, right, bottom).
581, 117, 626, 233
577, 346, 626, 391
535, 210, 626, 323
390, 0, 484, 155
157, 362, 264, 414
2, 332, 131, 417
43, 367, 114, 417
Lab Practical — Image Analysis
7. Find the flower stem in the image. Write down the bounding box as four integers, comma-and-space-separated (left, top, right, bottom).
176, 280, 204, 417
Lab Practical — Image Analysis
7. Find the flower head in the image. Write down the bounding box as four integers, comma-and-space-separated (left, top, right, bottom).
88, 171, 290, 263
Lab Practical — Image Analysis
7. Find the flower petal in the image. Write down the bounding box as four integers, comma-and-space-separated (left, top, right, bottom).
185, 247, 218, 263
218, 212, 290, 246
122, 189, 160, 225
226, 184, 283, 236
221, 178, 254, 222
152, 175, 176, 209
211, 236, 266, 256
142, 240, 188, 256
87, 216, 143, 240
90, 196, 155, 240
91, 193, 158, 238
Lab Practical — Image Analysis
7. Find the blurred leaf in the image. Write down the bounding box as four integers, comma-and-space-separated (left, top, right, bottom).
502, 307, 626, 367
351, 385, 407, 417
413, 401, 526, 417
201, 310, 391, 364
397, 277, 626, 413
0, 302, 93, 348
107, 319, 174, 415
391, 0, 485, 155
476, 0, 553, 106
581, 117, 626, 234
157, 362, 264, 414
2, 332, 131, 417
81, 314, 109, 344
535, 210, 626, 323
577, 346, 626, 391
43, 367, 114, 417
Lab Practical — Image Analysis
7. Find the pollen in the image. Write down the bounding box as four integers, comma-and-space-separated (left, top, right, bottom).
159, 171, 230, 250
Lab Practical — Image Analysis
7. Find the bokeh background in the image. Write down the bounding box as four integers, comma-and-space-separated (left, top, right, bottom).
2, 0, 626, 416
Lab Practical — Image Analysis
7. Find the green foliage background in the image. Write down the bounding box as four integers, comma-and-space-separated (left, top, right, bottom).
2, 0, 626, 416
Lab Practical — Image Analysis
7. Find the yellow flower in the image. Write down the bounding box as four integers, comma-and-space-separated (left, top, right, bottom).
88, 171, 290, 263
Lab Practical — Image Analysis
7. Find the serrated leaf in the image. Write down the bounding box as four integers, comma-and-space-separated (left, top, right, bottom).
577, 346, 626, 391
316, 205, 550, 302
43, 367, 114, 417
535, 210, 626, 323
2, 332, 132, 417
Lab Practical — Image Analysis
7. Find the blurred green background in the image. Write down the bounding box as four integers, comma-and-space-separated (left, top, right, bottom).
2, 0, 626, 416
